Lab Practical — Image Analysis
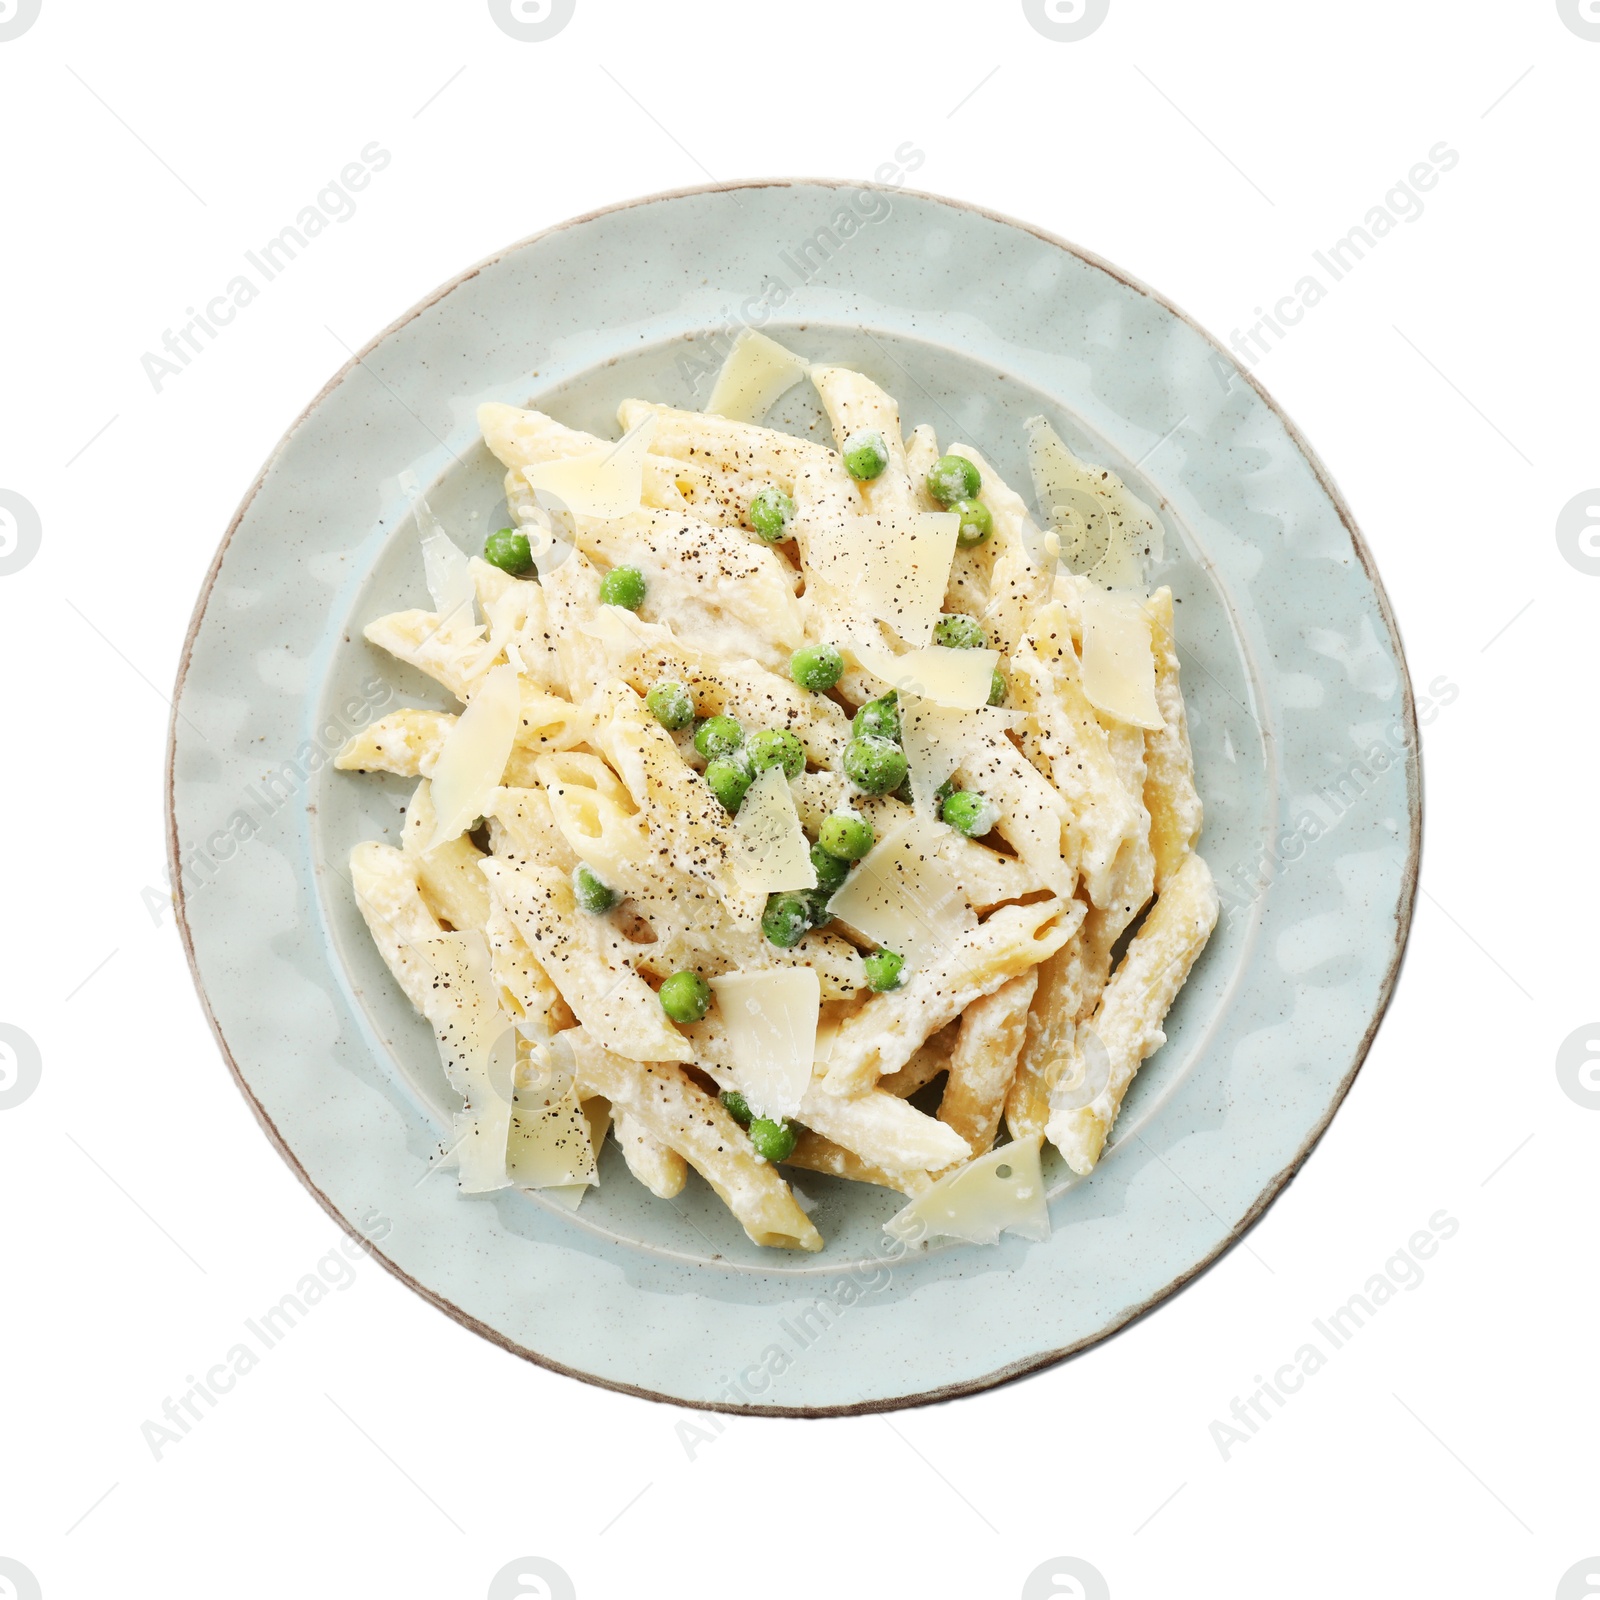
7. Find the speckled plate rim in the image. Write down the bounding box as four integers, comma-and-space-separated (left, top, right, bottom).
166, 178, 1423, 1416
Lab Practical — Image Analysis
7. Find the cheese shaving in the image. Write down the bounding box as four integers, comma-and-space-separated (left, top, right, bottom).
810, 511, 959, 647
710, 968, 820, 1122
884, 1135, 1051, 1247
899, 696, 1017, 816
705, 329, 810, 423
1079, 589, 1163, 730
400, 470, 476, 626
825, 813, 976, 965
857, 643, 999, 710
428, 663, 521, 848
1024, 415, 1163, 591
522, 415, 657, 519
411, 931, 516, 1193
730, 765, 817, 893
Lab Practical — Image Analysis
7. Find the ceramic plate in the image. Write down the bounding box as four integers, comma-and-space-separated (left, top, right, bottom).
168, 181, 1420, 1414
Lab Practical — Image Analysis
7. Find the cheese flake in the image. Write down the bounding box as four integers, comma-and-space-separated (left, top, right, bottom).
1080, 589, 1163, 730
709, 968, 820, 1122
857, 643, 998, 710
825, 813, 976, 965
522, 415, 656, 518
1024, 414, 1163, 589
900, 696, 1017, 816
411, 931, 515, 1193
810, 511, 959, 647
730, 765, 817, 893
705, 329, 810, 423
884, 1135, 1051, 1247
400, 470, 476, 626
428, 663, 521, 849
506, 1033, 596, 1190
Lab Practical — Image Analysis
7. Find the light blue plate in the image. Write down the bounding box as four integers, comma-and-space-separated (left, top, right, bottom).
168, 182, 1420, 1414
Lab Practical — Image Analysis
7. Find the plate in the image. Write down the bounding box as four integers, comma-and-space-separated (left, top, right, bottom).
168, 180, 1420, 1414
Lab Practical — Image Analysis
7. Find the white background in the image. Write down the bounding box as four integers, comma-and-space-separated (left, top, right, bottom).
2, 2, 1595, 1597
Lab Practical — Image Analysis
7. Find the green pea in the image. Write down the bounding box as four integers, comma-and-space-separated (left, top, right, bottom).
483, 526, 533, 576
599, 565, 646, 610
933, 777, 957, 809
810, 843, 851, 896
761, 891, 812, 949
572, 864, 616, 914
843, 428, 889, 481
658, 970, 711, 1023
693, 714, 744, 761
802, 888, 835, 929
951, 497, 992, 548
790, 643, 844, 693
747, 728, 805, 780
819, 810, 874, 860
926, 453, 981, 507
705, 756, 753, 814
942, 788, 999, 837
748, 1117, 798, 1162
932, 613, 987, 650
748, 485, 796, 542
646, 679, 695, 731
852, 691, 900, 742
720, 1089, 753, 1125
988, 669, 1008, 707
862, 950, 905, 992
843, 735, 907, 796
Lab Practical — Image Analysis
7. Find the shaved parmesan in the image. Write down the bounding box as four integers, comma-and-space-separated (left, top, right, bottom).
705, 329, 809, 423
1080, 589, 1163, 730
710, 968, 820, 1122
826, 813, 976, 965
884, 1135, 1051, 1247
400, 470, 476, 626
522, 415, 656, 519
506, 1034, 596, 1190
412, 931, 516, 1193
428, 663, 521, 849
730, 765, 817, 893
900, 696, 1017, 816
1024, 415, 1163, 590
543, 1097, 611, 1210
810, 511, 959, 647
857, 643, 998, 710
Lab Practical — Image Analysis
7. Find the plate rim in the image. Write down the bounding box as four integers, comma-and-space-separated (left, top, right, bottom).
165, 176, 1424, 1416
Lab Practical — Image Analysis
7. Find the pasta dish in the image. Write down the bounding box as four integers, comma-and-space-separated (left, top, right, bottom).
335, 331, 1217, 1252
